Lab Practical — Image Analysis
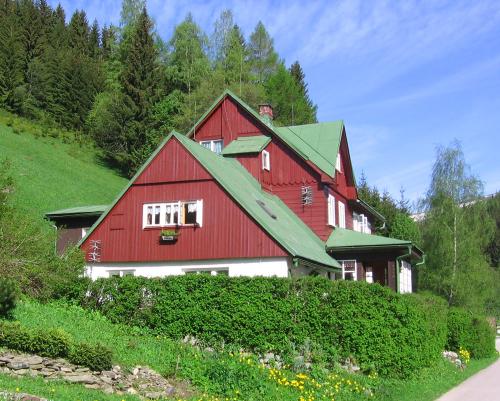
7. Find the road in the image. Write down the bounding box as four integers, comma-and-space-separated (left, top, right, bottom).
436, 337, 500, 401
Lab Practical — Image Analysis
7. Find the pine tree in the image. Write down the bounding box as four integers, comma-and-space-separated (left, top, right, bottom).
289, 60, 317, 121
0, 2, 25, 110
89, 19, 100, 59
67, 10, 90, 56
248, 21, 278, 83
121, 7, 159, 123
265, 63, 316, 126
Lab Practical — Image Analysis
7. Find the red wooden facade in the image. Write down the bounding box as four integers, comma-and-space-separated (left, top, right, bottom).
192, 95, 362, 240
80, 138, 287, 262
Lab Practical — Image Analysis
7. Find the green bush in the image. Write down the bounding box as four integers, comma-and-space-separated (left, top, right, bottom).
28, 328, 72, 357
0, 320, 112, 371
447, 307, 496, 358
81, 275, 449, 378
69, 342, 113, 372
0, 278, 18, 319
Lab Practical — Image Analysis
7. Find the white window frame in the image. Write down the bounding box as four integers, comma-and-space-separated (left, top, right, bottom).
262, 150, 270, 171
340, 260, 357, 281
336, 152, 342, 172
338, 201, 346, 228
108, 270, 135, 278
143, 200, 203, 228
200, 139, 223, 154
327, 194, 335, 226
183, 268, 229, 276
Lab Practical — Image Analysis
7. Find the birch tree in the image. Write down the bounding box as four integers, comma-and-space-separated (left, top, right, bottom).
419, 141, 495, 312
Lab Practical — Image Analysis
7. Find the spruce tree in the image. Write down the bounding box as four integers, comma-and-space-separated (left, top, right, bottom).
265, 63, 316, 126
0, 3, 25, 110
117, 7, 161, 174
289, 60, 317, 121
68, 10, 90, 56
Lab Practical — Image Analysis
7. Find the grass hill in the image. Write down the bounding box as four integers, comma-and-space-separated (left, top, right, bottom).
0, 109, 127, 217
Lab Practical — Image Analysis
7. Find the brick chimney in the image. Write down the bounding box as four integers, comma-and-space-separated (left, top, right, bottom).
259, 104, 273, 121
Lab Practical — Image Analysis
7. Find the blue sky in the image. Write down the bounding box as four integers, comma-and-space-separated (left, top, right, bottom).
49, 0, 500, 204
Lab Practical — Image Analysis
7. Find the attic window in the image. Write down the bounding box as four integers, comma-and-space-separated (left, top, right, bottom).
262, 150, 270, 171
200, 139, 223, 155
336, 152, 342, 172
256, 199, 277, 219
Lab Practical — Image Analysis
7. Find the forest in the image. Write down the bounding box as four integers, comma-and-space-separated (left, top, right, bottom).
0, 0, 317, 176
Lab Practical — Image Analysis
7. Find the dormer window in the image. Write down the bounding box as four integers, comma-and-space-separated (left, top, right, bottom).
262, 150, 270, 171
200, 139, 223, 155
336, 152, 342, 172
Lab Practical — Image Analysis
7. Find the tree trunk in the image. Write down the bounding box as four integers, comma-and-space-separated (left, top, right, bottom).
449, 211, 458, 305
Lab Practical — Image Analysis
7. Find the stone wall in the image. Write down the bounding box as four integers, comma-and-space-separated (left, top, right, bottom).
0, 351, 191, 400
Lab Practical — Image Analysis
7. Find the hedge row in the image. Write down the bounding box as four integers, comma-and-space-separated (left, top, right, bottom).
80, 275, 449, 378
0, 321, 112, 371
446, 307, 497, 359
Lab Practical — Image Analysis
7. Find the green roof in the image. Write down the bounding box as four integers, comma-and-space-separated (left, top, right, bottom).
175, 133, 340, 269
45, 205, 108, 219
79, 131, 340, 270
326, 227, 413, 251
221, 136, 271, 156
187, 90, 343, 178
275, 122, 344, 177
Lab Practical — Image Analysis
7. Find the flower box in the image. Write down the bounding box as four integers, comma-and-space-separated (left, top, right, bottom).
160, 230, 179, 243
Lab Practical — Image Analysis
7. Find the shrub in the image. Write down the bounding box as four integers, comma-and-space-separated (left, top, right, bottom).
0, 278, 18, 319
0, 321, 112, 371
69, 342, 113, 372
447, 307, 496, 358
82, 275, 448, 378
28, 328, 72, 357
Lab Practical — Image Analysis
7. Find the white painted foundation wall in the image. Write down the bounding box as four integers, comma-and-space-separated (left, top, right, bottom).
86, 257, 292, 280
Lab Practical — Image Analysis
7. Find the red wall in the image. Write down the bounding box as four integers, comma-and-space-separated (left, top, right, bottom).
193, 97, 264, 143
81, 139, 287, 263
190, 95, 361, 237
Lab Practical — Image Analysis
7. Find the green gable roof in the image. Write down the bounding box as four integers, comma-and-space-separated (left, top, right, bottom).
45, 205, 108, 219
175, 133, 340, 269
326, 227, 413, 251
79, 131, 340, 270
221, 135, 271, 156
186, 90, 343, 178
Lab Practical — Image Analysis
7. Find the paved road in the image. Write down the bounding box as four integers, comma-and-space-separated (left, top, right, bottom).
436, 338, 500, 401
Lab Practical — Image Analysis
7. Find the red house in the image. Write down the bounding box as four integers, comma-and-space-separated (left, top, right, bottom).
47, 91, 422, 293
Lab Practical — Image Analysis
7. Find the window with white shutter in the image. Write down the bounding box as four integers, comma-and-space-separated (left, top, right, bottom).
338, 201, 346, 228
327, 194, 335, 226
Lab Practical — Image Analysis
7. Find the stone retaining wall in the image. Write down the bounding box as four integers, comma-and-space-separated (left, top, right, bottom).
0, 350, 190, 400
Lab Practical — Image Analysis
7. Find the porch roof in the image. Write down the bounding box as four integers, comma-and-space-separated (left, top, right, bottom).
45, 204, 108, 220
326, 227, 423, 256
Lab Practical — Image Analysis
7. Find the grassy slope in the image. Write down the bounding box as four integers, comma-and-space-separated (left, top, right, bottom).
0, 110, 127, 217
12, 300, 499, 401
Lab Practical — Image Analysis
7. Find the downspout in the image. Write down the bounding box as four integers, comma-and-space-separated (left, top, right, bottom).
395, 245, 412, 294
415, 253, 426, 268
50, 222, 58, 256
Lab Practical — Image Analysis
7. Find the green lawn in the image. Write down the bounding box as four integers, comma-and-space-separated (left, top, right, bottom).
0, 374, 142, 401
372, 356, 498, 401
0, 109, 127, 217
